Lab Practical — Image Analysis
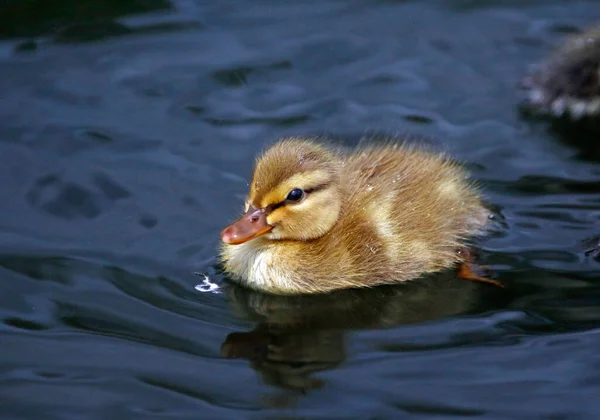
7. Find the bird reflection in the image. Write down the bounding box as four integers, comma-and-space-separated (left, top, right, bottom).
519, 98, 600, 163
220, 271, 493, 397
549, 117, 600, 163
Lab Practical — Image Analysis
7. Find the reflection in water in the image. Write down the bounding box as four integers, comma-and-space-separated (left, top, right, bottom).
519, 105, 600, 163
220, 272, 490, 396
549, 118, 600, 163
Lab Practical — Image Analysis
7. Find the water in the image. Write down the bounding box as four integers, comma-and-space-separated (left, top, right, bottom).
2, 0, 600, 418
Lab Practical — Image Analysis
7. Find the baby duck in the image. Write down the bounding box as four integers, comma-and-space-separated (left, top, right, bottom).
220, 137, 497, 294
521, 24, 600, 119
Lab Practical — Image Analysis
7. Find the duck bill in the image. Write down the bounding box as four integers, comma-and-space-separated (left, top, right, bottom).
221, 209, 273, 245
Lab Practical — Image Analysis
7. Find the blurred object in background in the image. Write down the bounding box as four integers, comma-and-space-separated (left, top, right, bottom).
520, 24, 600, 120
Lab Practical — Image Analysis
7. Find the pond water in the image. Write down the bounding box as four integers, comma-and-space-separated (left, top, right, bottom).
2, 0, 600, 418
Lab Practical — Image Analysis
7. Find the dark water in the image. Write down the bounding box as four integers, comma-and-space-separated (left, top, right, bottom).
2, 0, 600, 418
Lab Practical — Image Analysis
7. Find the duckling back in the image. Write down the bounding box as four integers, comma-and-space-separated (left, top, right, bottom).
334, 143, 489, 283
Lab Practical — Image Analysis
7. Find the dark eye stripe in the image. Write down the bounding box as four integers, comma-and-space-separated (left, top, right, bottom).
304, 182, 330, 194
268, 182, 331, 212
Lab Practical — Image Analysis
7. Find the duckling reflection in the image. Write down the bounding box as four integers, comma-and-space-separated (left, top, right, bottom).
521, 24, 600, 119
547, 115, 600, 162
220, 271, 487, 394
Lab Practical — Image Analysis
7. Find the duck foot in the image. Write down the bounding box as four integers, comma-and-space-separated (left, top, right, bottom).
456, 248, 504, 288
456, 262, 504, 288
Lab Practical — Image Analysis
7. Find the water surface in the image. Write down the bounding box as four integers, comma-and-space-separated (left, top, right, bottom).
2, 0, 600, 418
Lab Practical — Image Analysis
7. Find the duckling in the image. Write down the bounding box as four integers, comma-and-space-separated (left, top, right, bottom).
521, 24, 600, 119
220, 136, 499, 294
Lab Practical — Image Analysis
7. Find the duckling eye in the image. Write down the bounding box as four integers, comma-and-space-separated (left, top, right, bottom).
286, 188, 304, 202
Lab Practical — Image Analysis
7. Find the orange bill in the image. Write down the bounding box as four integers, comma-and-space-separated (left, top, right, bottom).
221, 209, 273, 245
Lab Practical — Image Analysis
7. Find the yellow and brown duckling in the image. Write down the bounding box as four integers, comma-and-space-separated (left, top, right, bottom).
521, 24, 600, 119
220, 136, 499, 294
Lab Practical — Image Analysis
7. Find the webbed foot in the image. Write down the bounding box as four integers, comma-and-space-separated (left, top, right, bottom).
456, 248, 504, 288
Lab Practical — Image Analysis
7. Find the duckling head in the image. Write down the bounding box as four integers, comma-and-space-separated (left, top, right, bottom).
221, 138, 343, 245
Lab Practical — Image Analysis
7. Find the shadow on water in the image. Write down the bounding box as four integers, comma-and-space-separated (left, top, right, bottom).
518, 104, 600, 164
0, 0, 173, 38
1, 0, 203, 49
3, 250, 600, 414
549, 118, 600, 164
219, 271, 510, 397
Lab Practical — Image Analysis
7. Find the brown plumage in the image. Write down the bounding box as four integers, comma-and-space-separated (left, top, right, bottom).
219, 136, 491, 294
